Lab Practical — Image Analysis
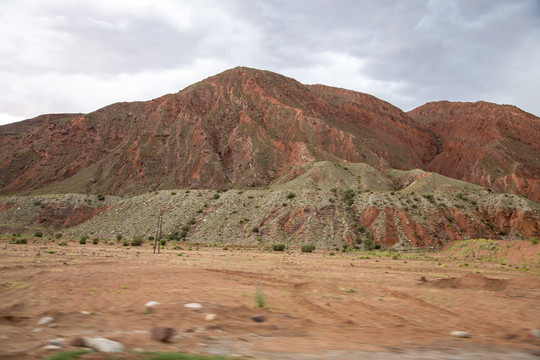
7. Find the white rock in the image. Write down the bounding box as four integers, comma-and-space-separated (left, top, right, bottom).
32, 328, 43, 333
81, 311, 90, 315
42, 345, 61, 351
450, 331, 471, 338
84, 337, 125, 352
37, 316, 55, 326
530, 329, 540, 338
205, 313, 216, 321
145, 301, 160, 308
184, 303, 203, 310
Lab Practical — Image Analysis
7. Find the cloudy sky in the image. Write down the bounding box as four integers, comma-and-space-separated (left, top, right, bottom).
1, 0, 539, 125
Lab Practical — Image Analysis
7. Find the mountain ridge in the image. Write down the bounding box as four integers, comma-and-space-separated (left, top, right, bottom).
0, 67, 539, 201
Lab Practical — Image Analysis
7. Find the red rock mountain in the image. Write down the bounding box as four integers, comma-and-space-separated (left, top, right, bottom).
408, 101, 540, 201
0, 67, 434, 195
0, 67, 539, 200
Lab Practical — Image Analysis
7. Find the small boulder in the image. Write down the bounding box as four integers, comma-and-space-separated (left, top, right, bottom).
150, 326, 175, 342
205, 314, 217, 321
47, 339, 64, 347
251, 314, 266, 323
184, 303, 203, 310
84, 337, 125, 352
450, 331, 471, 338
530, 329, 540, 338
42, 345, 61, 351
37, 317, 55, 326
70, 337, 86, 347
145, 301, 160, 308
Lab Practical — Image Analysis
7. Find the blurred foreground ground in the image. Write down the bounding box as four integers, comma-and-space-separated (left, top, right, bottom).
0, 239, 539, 359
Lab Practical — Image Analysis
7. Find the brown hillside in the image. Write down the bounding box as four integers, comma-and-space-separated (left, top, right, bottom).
408, 101, 540, 201
0, 67, 435, 195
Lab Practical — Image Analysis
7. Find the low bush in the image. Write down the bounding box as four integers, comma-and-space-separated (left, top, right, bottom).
272, 244, 286, 251
131, 236, 144, 246
301, 244, 316, 253
531, 237, 538, 245
92, 238, 99, 245
34, 231, 43, 238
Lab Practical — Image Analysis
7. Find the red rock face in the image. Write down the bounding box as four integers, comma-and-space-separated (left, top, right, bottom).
408, 101, 540, 201
0, 67, 434, 195
0, 68, 538, 201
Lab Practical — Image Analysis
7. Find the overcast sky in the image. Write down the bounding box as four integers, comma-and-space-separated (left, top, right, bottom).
1, 0, 539, 125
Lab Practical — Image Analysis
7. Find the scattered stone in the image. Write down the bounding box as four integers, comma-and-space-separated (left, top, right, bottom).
450, 331, 471, 338
205, 313, 217, 321
47, 339, 64, 346
32, 328, 43, 333
48, 323, 58, 328
70, 337, 86, 347
81, 311, 90, 315
251, 315, 266, 323
145, 301, 160, 308
37, 316, 55, 326
150, 326, 175, 342
530, 329, 540, 338
184, 303, 203, 310
42, 345, 61, 351
84, 337, 125, 352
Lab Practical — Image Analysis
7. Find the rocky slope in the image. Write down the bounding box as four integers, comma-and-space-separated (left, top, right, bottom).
408, 101, 540, 201
0, 67, 435, 196
1, 162, 538, 249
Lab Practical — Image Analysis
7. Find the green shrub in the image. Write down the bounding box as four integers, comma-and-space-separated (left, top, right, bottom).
286, 192, 296, 199
148, 235, 154, 241
301, 244, 316, 253
116, 233, 123, 241
131, 236, 144, 246
122, 241, 129, 246
364, 239, 374, 250
34, 231, 43, 238
58, 241, 68, 246
97, 194, 105, 201
181, 225, 190, 232
252, 226, 259, 233
187, 218, 196, 225
254, 287, 266, 308
12, 238, 28, 244
92, 238, 99, 245
160, 239, 167, 246
531, 237, 538, 245
79, 237, 86, 245
272, 244, 286, 251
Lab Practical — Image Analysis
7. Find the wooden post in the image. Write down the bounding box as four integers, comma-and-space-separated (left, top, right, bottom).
153, 215, 162, 254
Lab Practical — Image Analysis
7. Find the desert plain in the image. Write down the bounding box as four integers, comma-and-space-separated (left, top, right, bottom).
1, 238, 539, 359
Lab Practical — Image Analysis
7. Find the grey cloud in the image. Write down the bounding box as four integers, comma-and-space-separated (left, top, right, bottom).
0, 0, 539, 125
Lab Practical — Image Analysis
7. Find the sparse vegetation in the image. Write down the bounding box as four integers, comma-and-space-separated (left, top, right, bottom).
272, 244, 286, 251
34, 231, 43, 238
254, 287, 266, 308
131, 236, 144, 246
531, 237, 538, 245
301, 244, 316, 253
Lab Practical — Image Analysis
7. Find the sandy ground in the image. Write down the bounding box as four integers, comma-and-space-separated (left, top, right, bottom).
0, 239, 539, 359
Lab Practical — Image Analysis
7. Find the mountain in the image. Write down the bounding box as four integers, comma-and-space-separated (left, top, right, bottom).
0, 67, 434, 195
408, 101, 540, 201
0, 67, 538, 203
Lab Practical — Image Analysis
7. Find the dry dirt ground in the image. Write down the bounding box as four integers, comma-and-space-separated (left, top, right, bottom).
0, 239, 539, 359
